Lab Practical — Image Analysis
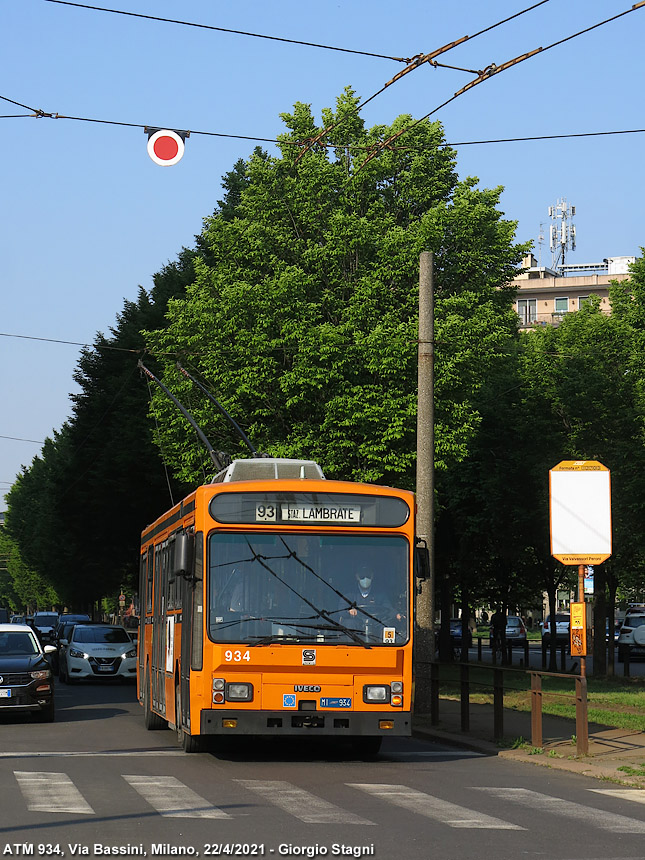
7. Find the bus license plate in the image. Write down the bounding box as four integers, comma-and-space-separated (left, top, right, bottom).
0, 689, 11, 698
319, 697, 351, 708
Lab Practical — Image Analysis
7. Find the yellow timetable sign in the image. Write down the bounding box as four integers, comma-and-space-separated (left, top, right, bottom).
570, 601, 587, 656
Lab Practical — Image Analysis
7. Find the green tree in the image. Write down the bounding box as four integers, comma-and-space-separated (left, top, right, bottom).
145, 89, 527, 492
516, 288, 645, 671
4, 254, 197, 605
0, 528, 57, 611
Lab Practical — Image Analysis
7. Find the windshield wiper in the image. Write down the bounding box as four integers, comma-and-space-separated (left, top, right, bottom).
246, 621, 367, 647
247, 634, 326, 647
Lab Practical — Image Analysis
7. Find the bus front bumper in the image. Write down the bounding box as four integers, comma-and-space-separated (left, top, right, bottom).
200, 709, 411, 736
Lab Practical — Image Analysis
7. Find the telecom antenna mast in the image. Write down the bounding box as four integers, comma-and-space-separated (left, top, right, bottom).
549, 198, 576, 272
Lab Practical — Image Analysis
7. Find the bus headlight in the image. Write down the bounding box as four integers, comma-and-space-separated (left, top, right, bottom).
226, 682, 253, 702
363, 685, 390, 703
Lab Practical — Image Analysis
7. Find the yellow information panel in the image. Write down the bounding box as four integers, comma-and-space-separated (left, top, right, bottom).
570, 601, 587, 656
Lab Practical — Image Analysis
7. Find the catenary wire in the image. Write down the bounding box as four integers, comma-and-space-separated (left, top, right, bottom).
356, 1, 645, 169
2, 94, 644, 151
43, 0, 413, 63
296, 0, 552, 160
0, 434, 44, 444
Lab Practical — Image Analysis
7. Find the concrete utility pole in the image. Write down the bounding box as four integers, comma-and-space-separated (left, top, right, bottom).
415, 250, 435, 711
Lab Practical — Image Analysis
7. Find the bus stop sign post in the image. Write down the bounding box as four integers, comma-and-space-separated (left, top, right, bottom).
549, 460, 612, 755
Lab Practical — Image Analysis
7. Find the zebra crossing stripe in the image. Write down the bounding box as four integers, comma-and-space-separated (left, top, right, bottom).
123, 775, 232, 819
14, 771, 94, 814
347, 783, 524, 829
590, 789, 645, 806
235, 779, 375, 825
477, 788, 645, 833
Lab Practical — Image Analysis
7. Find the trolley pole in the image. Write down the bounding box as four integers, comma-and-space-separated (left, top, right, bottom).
415, 251, 435, 712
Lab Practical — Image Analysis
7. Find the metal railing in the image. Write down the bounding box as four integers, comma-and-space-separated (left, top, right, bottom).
425, 661, 589, 755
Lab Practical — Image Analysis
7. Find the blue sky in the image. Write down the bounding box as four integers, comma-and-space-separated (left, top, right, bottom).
1, 0, 644, 498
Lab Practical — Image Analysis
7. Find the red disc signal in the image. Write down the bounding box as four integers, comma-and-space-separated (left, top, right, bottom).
147, 129, 185, 166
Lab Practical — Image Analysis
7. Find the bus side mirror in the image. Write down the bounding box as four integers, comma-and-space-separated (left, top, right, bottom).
174, 532, 195, 580
415, 539, 430, 582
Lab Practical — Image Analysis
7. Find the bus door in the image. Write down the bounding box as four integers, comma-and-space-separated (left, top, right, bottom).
178, 532, 203, 735
151, 541, 167, 715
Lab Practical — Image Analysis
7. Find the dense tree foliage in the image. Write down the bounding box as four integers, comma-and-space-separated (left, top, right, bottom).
144, 89, 527, 490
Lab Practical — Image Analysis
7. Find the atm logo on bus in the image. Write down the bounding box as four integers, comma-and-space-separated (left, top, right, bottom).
294, 685, 321, 692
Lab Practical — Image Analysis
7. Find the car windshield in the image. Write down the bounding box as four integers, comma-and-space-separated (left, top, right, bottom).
0, 631, 40, 656
209, 532, 409, 646
35, 614, 58, 626
72, 627, 130, 644
626, 616, 645, 628
507, 617, 522, 627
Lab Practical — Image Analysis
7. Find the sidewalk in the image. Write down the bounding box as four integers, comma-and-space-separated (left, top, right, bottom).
412, 698, 645, 787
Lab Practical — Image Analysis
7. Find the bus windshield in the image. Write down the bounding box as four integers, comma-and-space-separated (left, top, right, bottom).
208, 532, 409, 646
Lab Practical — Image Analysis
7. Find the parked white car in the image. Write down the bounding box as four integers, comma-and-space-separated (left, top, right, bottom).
617, 611, 645, 662
540, 612, 570, 646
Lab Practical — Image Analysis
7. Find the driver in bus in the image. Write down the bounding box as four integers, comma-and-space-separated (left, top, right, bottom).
339, 566, 403, 624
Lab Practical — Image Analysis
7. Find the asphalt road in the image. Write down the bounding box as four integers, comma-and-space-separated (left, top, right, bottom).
1, 680, 645, 860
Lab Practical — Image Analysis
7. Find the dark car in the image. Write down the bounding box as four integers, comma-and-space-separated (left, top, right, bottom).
51, 622, 81, 673
54, 614, 91, 646
0, 624, 55, 721
0, 608, 10, 624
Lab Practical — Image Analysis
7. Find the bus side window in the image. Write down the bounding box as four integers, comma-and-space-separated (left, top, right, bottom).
146, 550, 153, 615
191, 532, 203, 671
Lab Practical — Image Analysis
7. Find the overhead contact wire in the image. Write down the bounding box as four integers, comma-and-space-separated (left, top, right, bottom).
43, 0, 411, 62
356, 1, 645, 170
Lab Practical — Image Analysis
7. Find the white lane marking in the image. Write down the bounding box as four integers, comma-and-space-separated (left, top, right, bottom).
348, 783, 523, 829
235, 779, 375, 825
123, 775, 232, 819
477, 788, 645, 833
591, 789, 645, 805
14, 771, 94, 814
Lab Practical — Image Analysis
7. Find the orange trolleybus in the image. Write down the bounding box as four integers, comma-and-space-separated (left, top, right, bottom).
138, 457, 418, 753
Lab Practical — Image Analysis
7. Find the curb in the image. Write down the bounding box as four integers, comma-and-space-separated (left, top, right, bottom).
412, 723, 501, 756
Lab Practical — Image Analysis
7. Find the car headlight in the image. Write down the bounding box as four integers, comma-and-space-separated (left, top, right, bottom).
30, 669, 51, 680
123, 648, 137, 659
226, 682, 253, 702
363, 684, 390, 703
69, 648, 86, 658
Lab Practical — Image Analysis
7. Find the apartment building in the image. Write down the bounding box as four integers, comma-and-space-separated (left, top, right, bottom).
511, 254, 635, 328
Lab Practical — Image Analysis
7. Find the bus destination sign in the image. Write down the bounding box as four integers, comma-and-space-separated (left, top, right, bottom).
255, 503, 361, 523
210, 491, 410, 528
